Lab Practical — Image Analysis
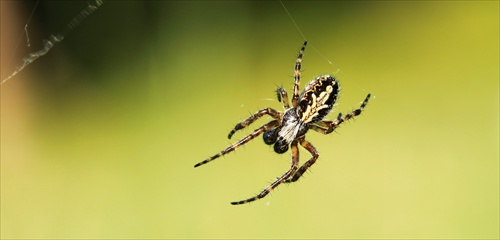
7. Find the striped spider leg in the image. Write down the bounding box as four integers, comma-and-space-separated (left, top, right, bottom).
194, 116, 280, 168
286, 93, 371, 183
230, 139, 300, 205
309, 93, 371, 135
291, 41, 307, 108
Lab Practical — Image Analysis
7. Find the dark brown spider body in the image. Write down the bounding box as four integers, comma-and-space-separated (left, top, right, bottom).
298, 76, 339, 124
195, 41, 371, 205
265, 76, 339, 154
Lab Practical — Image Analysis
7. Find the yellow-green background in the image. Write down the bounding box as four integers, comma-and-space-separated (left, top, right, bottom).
1, 1, 498, 239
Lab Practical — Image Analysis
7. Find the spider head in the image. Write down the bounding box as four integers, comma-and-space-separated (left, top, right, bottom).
263, 129, 278, 145
273, 138, 289, 154
263, 128, 289, 153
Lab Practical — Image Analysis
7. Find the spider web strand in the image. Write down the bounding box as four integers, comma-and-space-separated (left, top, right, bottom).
279, 0, 333, 66
279, 0, 306, 41
1, 0, 104, 85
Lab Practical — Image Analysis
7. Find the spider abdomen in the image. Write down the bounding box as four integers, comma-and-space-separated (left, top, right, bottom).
297, 75, 339, 124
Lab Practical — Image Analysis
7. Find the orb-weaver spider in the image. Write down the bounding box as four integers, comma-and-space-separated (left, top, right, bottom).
194, 41, 371, 205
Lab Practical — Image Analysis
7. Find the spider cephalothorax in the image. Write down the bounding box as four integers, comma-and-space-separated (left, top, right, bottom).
194, 41, 371, 205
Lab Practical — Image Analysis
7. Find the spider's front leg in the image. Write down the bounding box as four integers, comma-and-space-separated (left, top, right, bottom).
195, 120, 279, 168
310, 93, 371, 134
231, 139, 300, 205
228, 108, 280, 139
285, 138, 318, 183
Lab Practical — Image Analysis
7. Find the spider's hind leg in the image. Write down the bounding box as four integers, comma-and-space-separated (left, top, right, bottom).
231, 139, 300, 205
285, 138, 318, 183
310, 94, 371, 135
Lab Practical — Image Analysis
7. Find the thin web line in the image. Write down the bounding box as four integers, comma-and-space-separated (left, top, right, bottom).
279, 0, 333, 65
279, 0, 306, 41
24, 0, 40, 47
1, 0, 103, 85
4, 0, 40, 77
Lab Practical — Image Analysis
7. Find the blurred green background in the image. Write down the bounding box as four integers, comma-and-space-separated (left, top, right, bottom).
1, 1, 498, 239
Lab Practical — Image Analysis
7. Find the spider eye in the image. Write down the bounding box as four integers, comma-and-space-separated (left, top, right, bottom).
273, 139, 289, 154
263, 129, 278, 145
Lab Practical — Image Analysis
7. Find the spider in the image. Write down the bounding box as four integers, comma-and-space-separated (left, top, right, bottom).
194, 41, 371, 205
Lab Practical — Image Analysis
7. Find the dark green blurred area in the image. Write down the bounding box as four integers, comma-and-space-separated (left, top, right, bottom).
1, 1, 498, 238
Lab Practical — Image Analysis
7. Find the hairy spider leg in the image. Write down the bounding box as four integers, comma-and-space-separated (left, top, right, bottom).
194, 120, 279, 168
309, 112, 342, 133
228, 108, 281, 139
276, 87, 290, 109
230, 139, 300, 205
285, 138, 318, 183
310, 93, 371, 135
291, 41, 307, 108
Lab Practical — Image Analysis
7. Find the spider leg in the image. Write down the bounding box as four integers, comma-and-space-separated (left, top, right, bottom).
276, 87, 290, 109
310, 93, 371, 134
291, 41, 307, 108
231, 139, 300, 205
285, 138, 318, 183
228, 108, 280, 139
195, 120, 279, 168
309, 113, 342, 134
